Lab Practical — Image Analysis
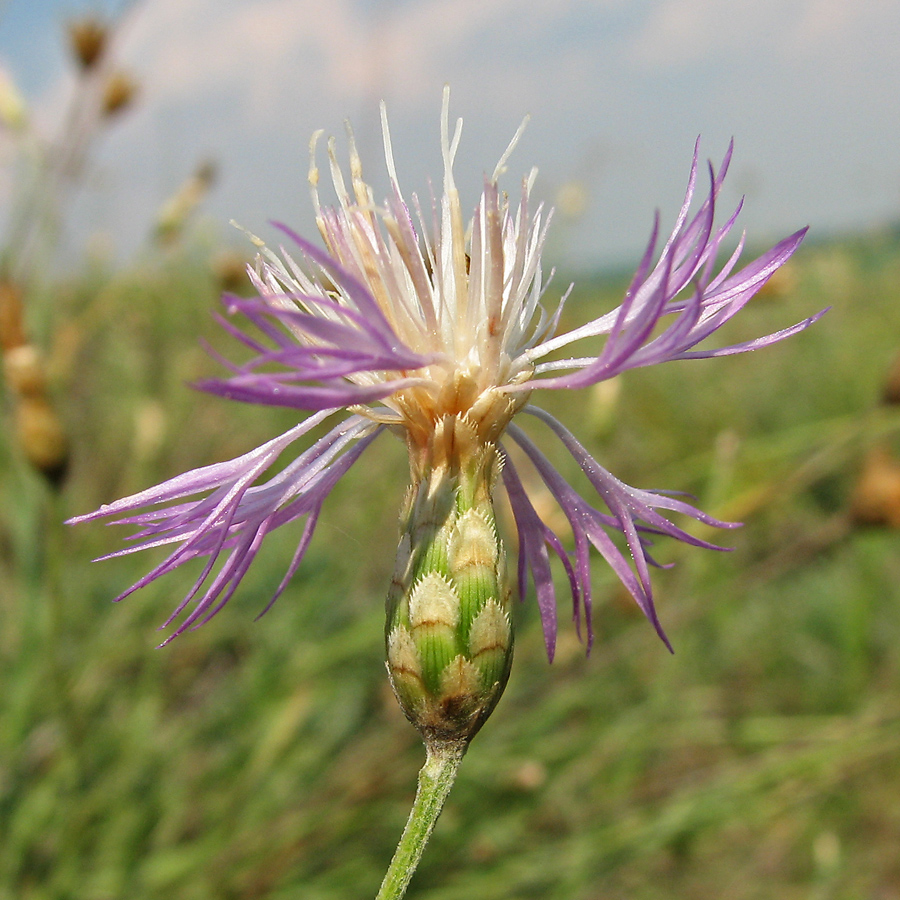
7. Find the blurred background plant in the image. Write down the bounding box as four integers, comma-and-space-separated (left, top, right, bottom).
3, 6, 900, 900
0, 5, 143, 484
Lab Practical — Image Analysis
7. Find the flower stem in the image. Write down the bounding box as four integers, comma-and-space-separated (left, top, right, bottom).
376, 740, 467, 900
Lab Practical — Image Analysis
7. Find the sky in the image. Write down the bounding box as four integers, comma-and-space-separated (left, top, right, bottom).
1, 0, 899, 272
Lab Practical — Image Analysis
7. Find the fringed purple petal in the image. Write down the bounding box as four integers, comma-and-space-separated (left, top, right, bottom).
507, 423, 672, 651
253, 507, 321, 620
524, 142, 823, 390
674, 308, 829, 359
500, 451, 579, 661
70, 414, 381, 643
160, 427, 375, 644
190, 292, 437, 412
505, 404, 746, 655
223, 294, 431, 367
196, 372, 426, 412
524, 405, 737, 540
521, 417, 732, 621
67, 409, 339, 526
270, 222, 400, 345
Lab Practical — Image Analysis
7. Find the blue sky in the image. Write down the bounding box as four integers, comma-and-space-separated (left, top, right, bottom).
2, 0, 899, 271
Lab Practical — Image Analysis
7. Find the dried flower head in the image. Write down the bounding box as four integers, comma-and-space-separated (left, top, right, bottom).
1, 282, 70, 485
67, 17, 108, 71
101, 71, 137, 118
155, 160, 218, 244
0, 281, 27, 351
70, 88, 822, 683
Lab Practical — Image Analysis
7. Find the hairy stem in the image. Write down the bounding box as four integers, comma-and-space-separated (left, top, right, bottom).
376, 741, 466, 900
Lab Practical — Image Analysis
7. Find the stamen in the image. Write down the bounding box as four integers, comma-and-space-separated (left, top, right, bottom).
307, 129, 324, 216
344, 120, 371, 212
491, 114, 530, 183
380, 100, 400, 186
326, 135, 351, 209
439, 85, 469, 356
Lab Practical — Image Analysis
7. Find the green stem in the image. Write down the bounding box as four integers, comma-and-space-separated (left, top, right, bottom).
376, 741, 467, 900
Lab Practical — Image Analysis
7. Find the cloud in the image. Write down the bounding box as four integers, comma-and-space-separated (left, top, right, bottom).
628, 0, 895, 68
119, 0, 617, 124
9, 0, 900, 272
786, 0, 898, 54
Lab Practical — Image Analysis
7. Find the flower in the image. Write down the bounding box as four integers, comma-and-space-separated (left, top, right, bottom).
69, 87, 823, 664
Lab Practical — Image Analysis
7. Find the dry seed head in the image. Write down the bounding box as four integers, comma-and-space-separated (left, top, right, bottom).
67, 17, 108, 70
157, 160, 218, 242
16, 396, 69, 483
0, 281, 26, 351
850, 447, 900, 528
102, 72, 137, 117
4, 345, 47, 397
211, 250, 252, 294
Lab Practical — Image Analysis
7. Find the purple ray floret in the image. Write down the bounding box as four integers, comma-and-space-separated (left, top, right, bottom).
69, 412, 382, 644
69, 89, 824, 652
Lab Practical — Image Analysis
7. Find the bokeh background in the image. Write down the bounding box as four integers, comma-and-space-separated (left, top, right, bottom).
4, 0, 900, 269
2, 1, 900, 898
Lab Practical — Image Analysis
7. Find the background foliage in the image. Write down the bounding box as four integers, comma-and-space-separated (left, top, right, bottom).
3, 226, 900, 899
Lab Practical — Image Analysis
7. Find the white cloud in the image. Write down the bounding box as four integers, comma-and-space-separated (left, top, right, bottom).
118, 0, 615, 124
628, 0, 774, 66
629, 0, 897, 67
786, 0, 898, 54
8, 0, 900, 271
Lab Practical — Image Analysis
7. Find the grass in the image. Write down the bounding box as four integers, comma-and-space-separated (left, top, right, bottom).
2, 227, 900, 899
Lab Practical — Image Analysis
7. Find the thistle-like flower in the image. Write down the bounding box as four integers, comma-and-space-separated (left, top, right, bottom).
70, 88, 822, 745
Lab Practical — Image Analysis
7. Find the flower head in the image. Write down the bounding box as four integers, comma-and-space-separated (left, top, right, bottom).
70, 87, 823, 669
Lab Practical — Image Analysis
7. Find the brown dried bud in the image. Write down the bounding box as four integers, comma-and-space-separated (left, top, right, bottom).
3, 345, 47, 397
0, 281, 26, 351
67, 18, 108, 71
850, 447, 900, 528
882, 350, 900, 405
155, 160, 218, 243
211, 250, 252, 294
16, 395, 69, 484
757, 260, 799, 301
102, 71, 138, 118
